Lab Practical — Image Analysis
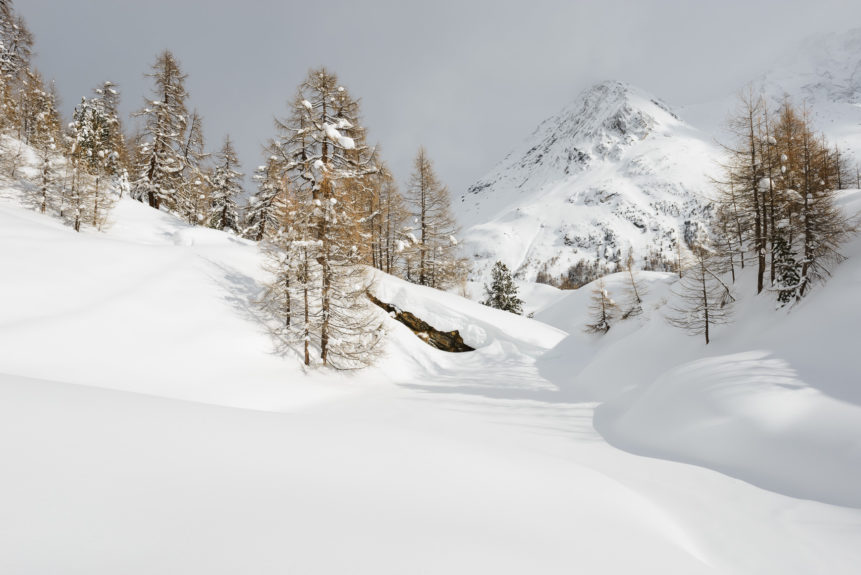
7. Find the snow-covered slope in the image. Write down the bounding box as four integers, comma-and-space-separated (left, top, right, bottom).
535, 189, 861, 509
460, 81, 717, 283
3, 166, 861, 573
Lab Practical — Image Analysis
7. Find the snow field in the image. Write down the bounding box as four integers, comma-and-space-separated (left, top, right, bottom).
1, 182, 860, 573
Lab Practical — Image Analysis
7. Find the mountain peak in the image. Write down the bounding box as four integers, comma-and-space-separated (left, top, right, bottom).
458, 81, 713, 284
548, 80, 679, 145
461, 81, 689, 227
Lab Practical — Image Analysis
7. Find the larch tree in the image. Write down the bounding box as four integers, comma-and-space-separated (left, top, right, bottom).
716, 96, 852, 305
790, 106, 849, 299
24, 73, 61, 214
0, 2, 32, 133
132, 50, 189, 210
375, 162, 409, 275
584, 278, 617, 334
621, 248, 646, 318
208, 134, 242, 232
177, 109, 208, 224
263, 67, 383, 369
405, 146, 461, 289
667, 240, 734, 345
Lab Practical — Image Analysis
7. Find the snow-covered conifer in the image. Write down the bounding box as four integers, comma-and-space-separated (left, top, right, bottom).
482, 261, 523, 315
208, 135, 242, 232
132, 51, 189, 211
244, 156, 284, 241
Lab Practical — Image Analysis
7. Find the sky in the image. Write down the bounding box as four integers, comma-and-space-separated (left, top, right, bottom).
18, 0, 861, 197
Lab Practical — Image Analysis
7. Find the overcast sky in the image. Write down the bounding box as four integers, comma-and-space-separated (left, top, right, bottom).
19, 0, 861, 195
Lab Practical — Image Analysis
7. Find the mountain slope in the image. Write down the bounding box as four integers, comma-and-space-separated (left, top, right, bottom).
460, 81, 717, 283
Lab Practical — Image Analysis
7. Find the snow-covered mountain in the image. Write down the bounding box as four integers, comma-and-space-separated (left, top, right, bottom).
462, 30, 861, 285
460, 81, 718, 283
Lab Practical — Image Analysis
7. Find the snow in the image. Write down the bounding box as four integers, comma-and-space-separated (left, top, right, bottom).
2, 177, 861, 573
323, 122, 356, 150
4, 36, 861, 569
460, 81, 716, 284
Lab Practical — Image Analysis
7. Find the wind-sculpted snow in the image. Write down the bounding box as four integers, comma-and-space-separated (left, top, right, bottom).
460, 81, 717, 284
3, 141, 861, 573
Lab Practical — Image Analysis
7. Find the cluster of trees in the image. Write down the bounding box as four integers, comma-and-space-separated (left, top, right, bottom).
2, 0, 470, 370
1, 2, 129, 232
2, 0, 248, 235
537, 245, 677, 290
658, 96, 852, 344
583, 95, 854, 344
129, 50, 244, 232
252, 68, 467, 368
714, 94, 853, 305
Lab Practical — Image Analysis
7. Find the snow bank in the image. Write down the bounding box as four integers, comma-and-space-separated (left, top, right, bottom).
595, 350, 861, 507
588, 190, 861, 506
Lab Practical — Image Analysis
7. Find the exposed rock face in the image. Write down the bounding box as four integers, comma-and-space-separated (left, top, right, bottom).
368, 293, 474, 353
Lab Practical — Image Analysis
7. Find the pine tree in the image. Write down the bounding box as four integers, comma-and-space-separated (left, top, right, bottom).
209, 135, 242, 232
482, 261, 524, 314
132, 50, 189, 210
405, 147, 461, 289
585, 278, 617, 334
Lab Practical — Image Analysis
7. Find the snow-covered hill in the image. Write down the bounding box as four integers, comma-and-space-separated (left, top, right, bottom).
3, 171, 861, 573
460, 81, 717, 283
